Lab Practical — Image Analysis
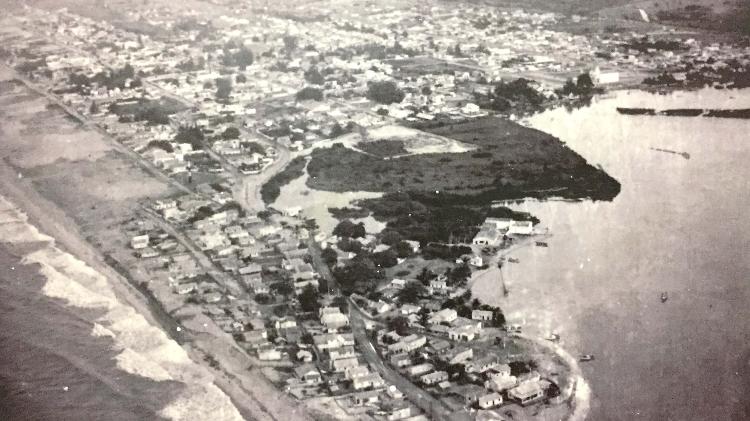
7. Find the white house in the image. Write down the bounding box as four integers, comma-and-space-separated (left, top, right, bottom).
478, 392, 503, 409
420, 371, 448, 386
321, 312, 350, 330
448, 325, 478, 342
508, 220, 533, 235
131, 234, 149, 249
509, 381, 545, 406
472, 226, 502, 246
592, 67, 620, 85
472, 310, 493, 321
429, 308, 457, 324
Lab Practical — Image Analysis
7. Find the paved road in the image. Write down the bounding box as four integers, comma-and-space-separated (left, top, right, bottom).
349, 304, 454, 421
305, 238, 337, 293
235, 137, 292, 214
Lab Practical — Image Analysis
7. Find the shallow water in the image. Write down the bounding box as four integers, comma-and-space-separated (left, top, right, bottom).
273, 166, 384, 234
473, 88, 750, 420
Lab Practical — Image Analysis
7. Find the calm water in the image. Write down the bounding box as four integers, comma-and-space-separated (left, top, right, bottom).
474, 88, 750, 420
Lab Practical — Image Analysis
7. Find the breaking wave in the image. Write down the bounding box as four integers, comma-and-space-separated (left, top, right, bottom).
0, 195, 244, 421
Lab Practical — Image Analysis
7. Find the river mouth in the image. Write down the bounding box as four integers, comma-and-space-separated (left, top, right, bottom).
472, 88, 750, 421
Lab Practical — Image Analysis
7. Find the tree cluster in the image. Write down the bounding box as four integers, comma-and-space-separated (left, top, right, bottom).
298, 284, 321, 313
366, 80, 405, 105
215, 77, 233, 100
397, 282, 427, 304
332, 255, 384, 295
333, 220, 366, 238
557, 72, 597, 97
296, 86, 323, 101
304, 67, 325, 85
488, 78, 545, 111
175, 125, 205, 150
222, 46, 254, 70
222, 126, 241, 140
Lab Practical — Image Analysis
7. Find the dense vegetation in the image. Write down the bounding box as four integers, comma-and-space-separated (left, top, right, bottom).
485, 78, 546, 111
306, 117, 619, 244
357, 140, 408, 157
109, 96, 185, 125
261, 156, 307, 204
308, 117, 619, 199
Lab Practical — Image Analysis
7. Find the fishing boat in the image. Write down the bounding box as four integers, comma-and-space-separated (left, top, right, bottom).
535, 241, 548, 247
661, 292, 668, 303
579, 354, 595, 362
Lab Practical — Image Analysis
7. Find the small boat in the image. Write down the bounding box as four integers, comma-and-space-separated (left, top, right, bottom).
535, 241, 548, 247
617, 107, 656, 116
508, 258, 520, 263
545, 333, 560, 342
506, 324, 523, 333
579, 354, 595, 362
661, 292, 668, 303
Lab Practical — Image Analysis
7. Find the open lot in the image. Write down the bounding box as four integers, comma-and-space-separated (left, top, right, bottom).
0, 73, 174, 234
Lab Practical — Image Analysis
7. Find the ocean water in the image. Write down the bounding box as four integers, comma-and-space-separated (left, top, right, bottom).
473, 88, 750, 420
0, 195, 244, 421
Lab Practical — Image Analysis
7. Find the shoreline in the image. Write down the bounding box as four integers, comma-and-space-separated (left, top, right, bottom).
469, 234, 591, 420
0, 161, 289, 421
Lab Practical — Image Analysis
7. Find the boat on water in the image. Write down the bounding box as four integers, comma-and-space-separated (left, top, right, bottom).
617, 107, 656, 115
579, 354, 595, 362
661, 292, 668, 303
535, 241, 548, 247
545, 333, 560, 342
508, 257, 520, 263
